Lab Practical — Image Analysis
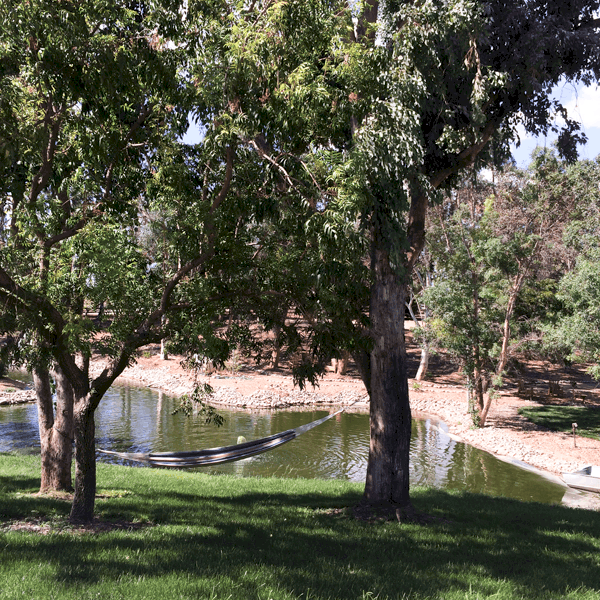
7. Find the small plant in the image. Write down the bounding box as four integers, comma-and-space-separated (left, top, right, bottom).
4, 387, 16, 393
226, 349, 242, 375
411, 381, 422, 392
142, 351, 152, 359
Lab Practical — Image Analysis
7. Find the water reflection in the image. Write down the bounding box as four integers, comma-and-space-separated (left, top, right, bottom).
0, 382, 570, 505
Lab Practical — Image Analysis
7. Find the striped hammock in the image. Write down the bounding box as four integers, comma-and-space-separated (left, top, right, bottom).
97, 406, 346, 468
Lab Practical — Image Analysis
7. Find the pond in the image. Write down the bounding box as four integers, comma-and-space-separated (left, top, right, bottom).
0, 380, 581, 506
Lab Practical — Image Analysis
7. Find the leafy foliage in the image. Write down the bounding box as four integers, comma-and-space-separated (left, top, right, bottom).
419, 150, 600, 423
2, 0, 600, 517
172, 383, 224, 426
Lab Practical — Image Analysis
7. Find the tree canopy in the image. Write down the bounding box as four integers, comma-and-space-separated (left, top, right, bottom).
1, 0, 600, 522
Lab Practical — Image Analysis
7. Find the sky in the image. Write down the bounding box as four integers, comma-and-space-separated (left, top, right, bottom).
511, 82, 600, 168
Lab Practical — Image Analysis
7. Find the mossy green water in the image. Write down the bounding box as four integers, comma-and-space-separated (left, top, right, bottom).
1, 453, 599, 600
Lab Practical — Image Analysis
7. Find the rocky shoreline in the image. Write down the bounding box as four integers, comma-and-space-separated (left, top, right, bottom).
0, 389, 36, 405
3, 355, 600, 496
0, 376, 35, 405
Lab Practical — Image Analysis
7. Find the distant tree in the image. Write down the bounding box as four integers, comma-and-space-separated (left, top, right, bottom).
423, 151, 598, 426
541, 155, 600, 376
423, 178, 505, 426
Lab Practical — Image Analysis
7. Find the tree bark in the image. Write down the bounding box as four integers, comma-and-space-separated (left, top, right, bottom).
479, 273, 525, 427
33, 365, 73, 492
271, 322, 281, 368
496, 274, 525, 379
411, 270, 433, 381
333, 350, 350, 375
362, 231, 412, 511
415, 343, 430, 381
69, 397, 96, 523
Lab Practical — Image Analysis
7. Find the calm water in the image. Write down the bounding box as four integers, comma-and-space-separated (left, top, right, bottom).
0, 381, 573, 505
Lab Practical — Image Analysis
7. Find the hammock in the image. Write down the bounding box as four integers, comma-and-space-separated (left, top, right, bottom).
97, 406, 346, 468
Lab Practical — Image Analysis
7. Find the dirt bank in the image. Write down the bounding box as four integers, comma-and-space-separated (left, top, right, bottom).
0, 377, 34, 405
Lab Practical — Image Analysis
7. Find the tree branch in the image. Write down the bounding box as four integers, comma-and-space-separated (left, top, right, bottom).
210, 145, 235, 214
429, 117, 502, 188
103, 104, 154, 202
43, 217, 91, 249
29, 99, 65, 204
575, 17, 600, 30
0, 266, 88, 396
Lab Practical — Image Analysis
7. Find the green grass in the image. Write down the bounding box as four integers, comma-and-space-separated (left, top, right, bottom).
1, 453, 600, 600
519, 405, 600, 441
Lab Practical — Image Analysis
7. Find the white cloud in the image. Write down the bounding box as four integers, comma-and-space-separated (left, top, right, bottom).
510, 82, 600, 166
514, 122, 534, 142
554, 83, 600, 130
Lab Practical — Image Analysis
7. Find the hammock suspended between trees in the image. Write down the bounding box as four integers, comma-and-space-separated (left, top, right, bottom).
97, 407, 347, 468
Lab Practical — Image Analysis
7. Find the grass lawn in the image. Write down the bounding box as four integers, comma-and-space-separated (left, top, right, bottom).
518, 405, 600, 441
1, 453, 600, 600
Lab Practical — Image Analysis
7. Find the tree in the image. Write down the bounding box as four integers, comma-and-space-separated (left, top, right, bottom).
422, 177, 533, 426
540, 155, 600, 375
421, 149, 595, 426
0, 0, 201, 521
321, 0, 600, 515
0, 0, 363, 522
3, 0, 600, 524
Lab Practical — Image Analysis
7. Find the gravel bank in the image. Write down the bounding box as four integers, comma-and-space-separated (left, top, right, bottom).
0, 389, 36, 405
411, 381, 600, 478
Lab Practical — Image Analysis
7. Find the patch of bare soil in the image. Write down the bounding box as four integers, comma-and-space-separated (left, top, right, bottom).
347, 502, 453, 525
3, 516, 152, 535
2, 491, 153, 535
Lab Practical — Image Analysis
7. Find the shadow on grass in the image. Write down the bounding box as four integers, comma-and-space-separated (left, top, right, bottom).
2, 464, 600, 600
519, 405, 600, 440
0, 471, 73, 521
0, 473, 39, 494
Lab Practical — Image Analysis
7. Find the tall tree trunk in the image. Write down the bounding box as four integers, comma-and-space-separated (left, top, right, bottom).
70, 397, 96, 523
479, 274, 525, 427
407, 270, 432, 381
333, 350, 350, 375
415, 343, 430, 381
473, 370, 485, 415
362, 233, 412, 513
469, 263, 486, 425
33, 365, 74, 492
479, 389, 493, 427
496, 274, 525, 378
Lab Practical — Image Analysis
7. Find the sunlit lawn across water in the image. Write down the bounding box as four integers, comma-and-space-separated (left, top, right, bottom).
519, 405, 600, 441
1, 454, 599, 600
